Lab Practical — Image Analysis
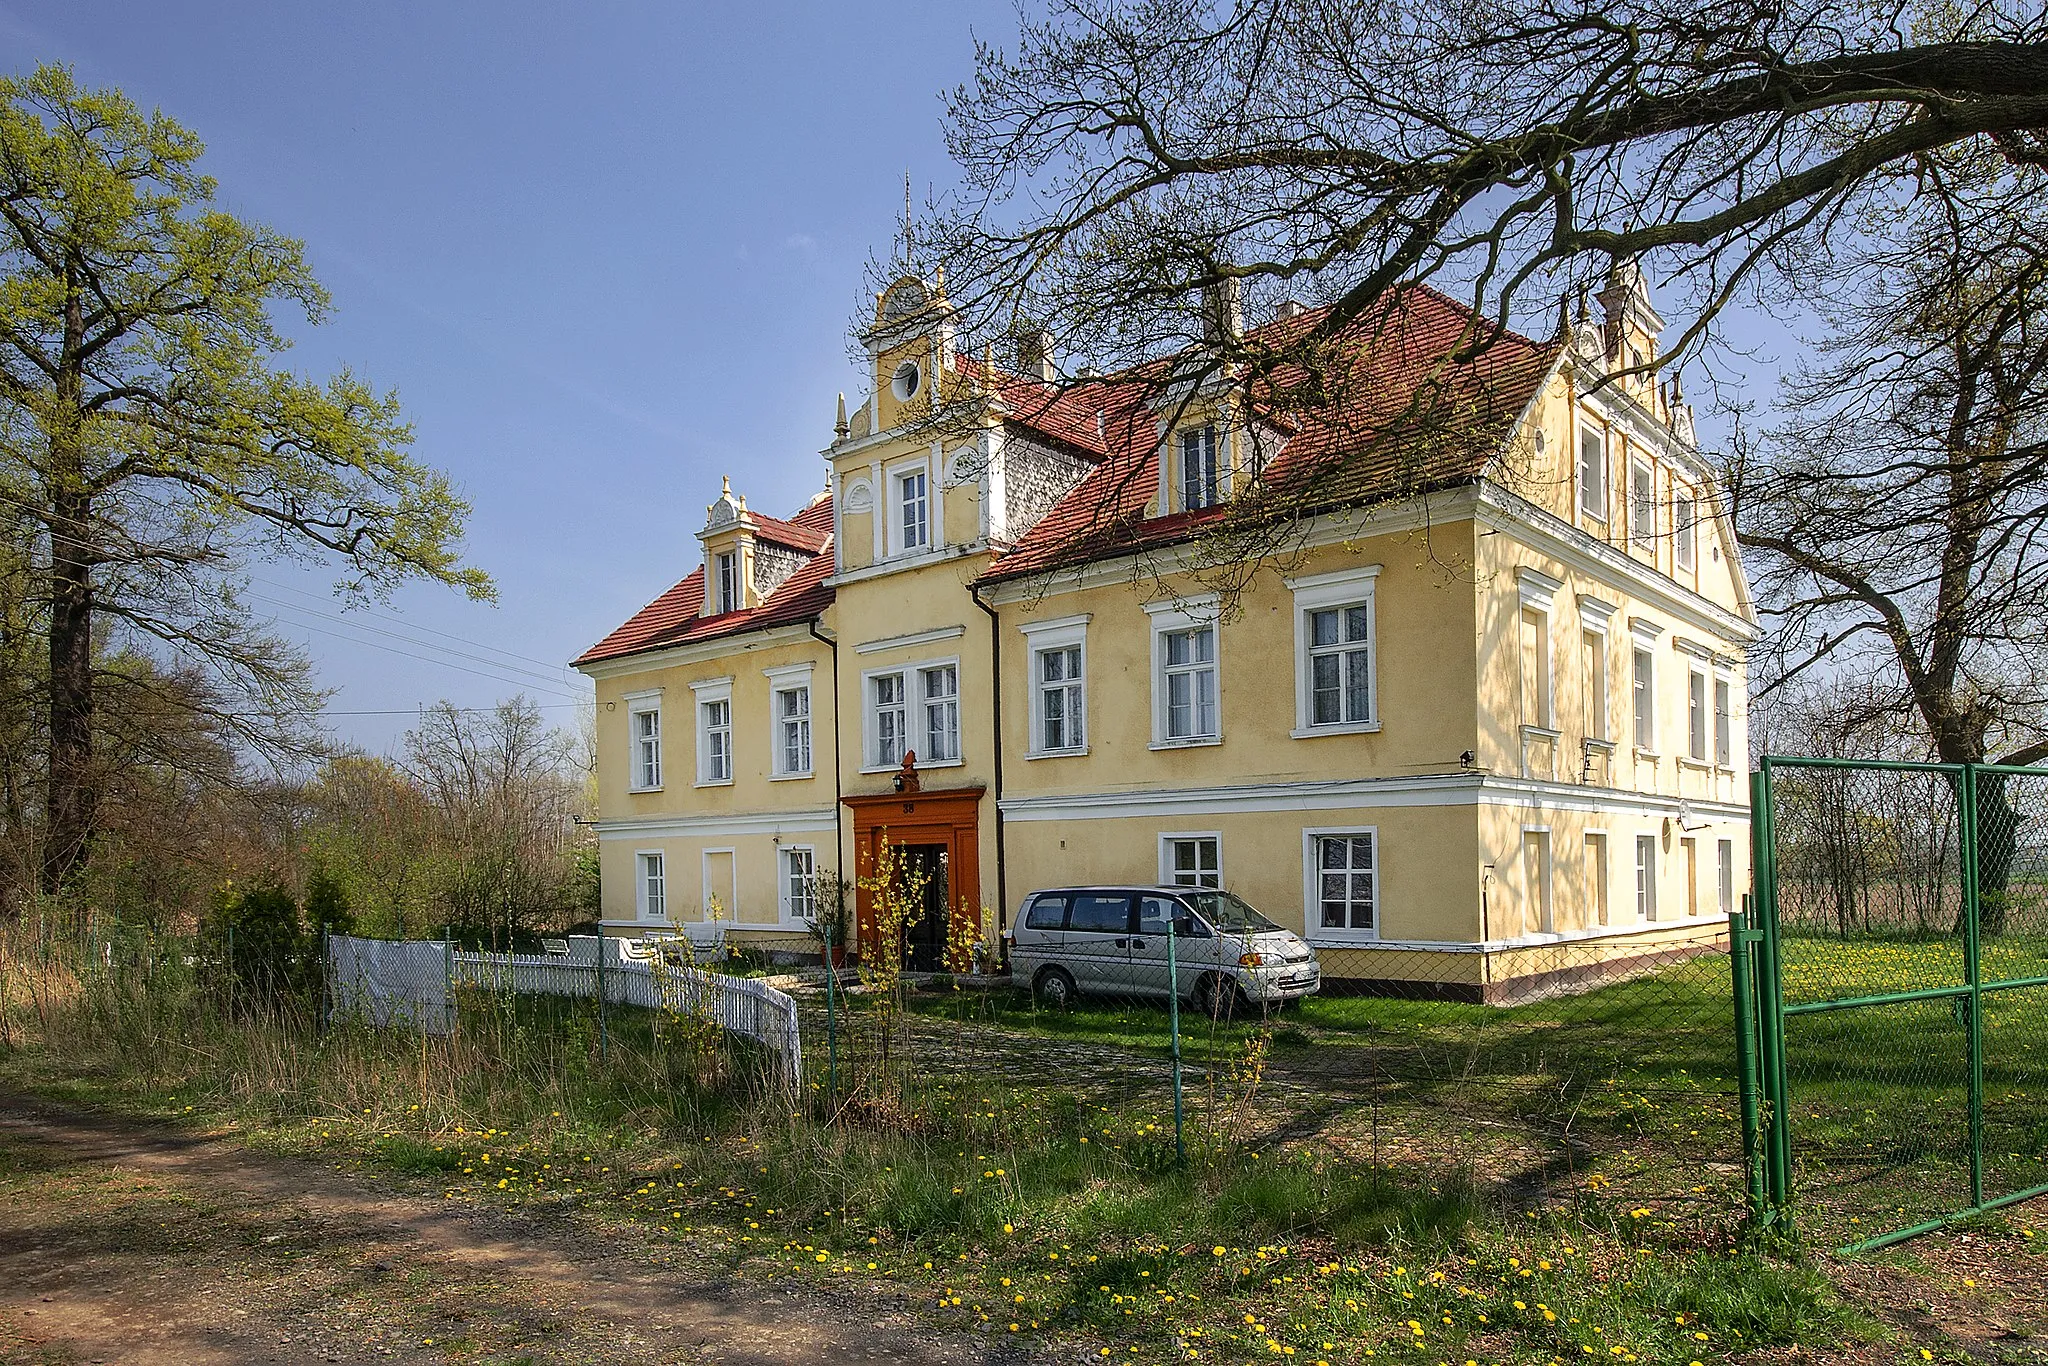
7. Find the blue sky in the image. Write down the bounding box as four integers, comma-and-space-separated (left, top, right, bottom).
0, 1, 1012, 752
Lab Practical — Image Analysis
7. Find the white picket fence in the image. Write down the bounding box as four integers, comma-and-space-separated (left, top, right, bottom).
327, 933, 803, 1086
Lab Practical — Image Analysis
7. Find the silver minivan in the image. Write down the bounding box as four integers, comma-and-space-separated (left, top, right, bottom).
1006, 885, 1321, 1014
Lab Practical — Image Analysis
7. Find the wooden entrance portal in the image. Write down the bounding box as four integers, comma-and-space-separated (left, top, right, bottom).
841, 782, 985, 971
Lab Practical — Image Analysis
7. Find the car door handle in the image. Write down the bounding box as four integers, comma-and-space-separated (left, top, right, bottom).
1129, 938, 1146, 949
1112, 938, 1128, 948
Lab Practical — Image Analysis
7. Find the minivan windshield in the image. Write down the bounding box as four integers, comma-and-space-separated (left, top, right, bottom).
1180, 890, 1282, 934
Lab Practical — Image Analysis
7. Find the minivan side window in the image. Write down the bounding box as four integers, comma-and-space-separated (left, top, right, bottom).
1025, 894, 1068, 930
1136, 896, 1174, 934
1068, 893, 1133, 934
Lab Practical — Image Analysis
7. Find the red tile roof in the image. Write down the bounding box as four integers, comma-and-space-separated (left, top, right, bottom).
981, 285, 1560, 583
573, 495, 835, 667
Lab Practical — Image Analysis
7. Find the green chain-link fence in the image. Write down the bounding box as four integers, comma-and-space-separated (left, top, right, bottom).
1744, 758, 2048, 1250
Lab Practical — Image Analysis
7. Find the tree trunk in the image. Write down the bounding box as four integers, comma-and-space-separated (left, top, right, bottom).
40, 485, 94, 895
1974, 771, 2018, 937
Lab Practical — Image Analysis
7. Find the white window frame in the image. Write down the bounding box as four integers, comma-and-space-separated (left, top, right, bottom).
861, 656, 963, 772
635, 849, 667, 922
778, 844, 818, 925
1635, 834, 1658, 922
764, 663, 814, 779
1146, 596, 1222, 748
1714, 670, 1734, 769
1578, 595, 1617, 746
1717, 838, 1735, 918
691, 677, 734, 787
1019, 614, 1090, 757
1681, 835, 1701, 918
714, 549, 742, 614
1629, 454, 1657, 547
1287, 566, 1381, 737
1159, 832, 1222, 889
920, 662, 960, 764
1577, 414, 1607, 523
1521, 824, 1555, 935
1179, 423, 1223, 511
1630, 619, 1664, 755
1687, 666, 1710, 762
1674, 489, 1697, 572
625, 689, 663, 792
885, 456, 933, 557
1584, 829, 1610, 926
1303, 826, 1380, 944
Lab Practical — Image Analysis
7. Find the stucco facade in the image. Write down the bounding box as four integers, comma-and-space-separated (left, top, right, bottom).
573, 264, 1757, 1000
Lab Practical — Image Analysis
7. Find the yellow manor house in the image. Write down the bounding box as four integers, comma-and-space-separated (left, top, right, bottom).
573, 263, 1757, 1003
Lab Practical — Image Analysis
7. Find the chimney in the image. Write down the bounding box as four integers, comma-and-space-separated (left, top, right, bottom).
1202, 278, 1243, 344
1014, 323, 1056, 384
1275, 299, 1304, 321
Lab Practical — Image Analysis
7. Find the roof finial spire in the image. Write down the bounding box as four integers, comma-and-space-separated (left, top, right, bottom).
834, 392, 849, 441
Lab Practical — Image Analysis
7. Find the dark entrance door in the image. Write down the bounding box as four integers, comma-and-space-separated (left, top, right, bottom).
900, 843, 949, 972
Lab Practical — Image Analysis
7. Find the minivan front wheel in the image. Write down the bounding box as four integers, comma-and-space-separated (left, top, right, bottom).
1034, 967, 1078, 1010
1192, 973, 1242, 1020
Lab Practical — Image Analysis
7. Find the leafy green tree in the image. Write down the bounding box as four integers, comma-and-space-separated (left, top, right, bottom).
303, 864, 355, 938
0, 65, 491, 897
204, 882, 306, 1009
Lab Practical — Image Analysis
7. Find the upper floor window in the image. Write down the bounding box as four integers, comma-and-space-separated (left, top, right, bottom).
1180, 424, 1222, 511
921, 663, 959, 763
1674, 491, 1697, 572
1582, 628, 1608, 742
1629, 456, 1657, 545
1578, 422, 1607, 522
1687, 668, 1709, 761
715, 550, 742, 614
698, 694, 732, 784
1632, 645, 1655, 750
775, 683, 812, 777
1037, 645, 1084, 751
1288, 569, 1378, 735
1159, 625, 1218, 742
898, 468, 929, 551
1519, 606, 1553, 729
870, 672, 907, 768
627, 696, 662, 791
1714, 675, 1733, 767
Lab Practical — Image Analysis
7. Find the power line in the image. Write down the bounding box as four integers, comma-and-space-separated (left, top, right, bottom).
252, 594, 583, 694
260, 612, 589, 701
247, 573, 579, 677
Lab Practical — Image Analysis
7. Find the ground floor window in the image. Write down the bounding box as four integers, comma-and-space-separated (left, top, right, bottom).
1161, 834, 1221, 888
1310, 830, 1378, 936
637, 851, 665, 921
1635, 835, 1658, 922
780, 846, 816, 922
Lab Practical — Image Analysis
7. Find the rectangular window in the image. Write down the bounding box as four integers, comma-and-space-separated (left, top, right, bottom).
1633, 646, 1655, 750
1578, 422, 1607, 521
699, 696, 732, 783
775, 685, 811, 776
921, 664, 959, 763
1522, 828, 1554, 934
1717, 839, 1735, 917
638, 851, 665, 921
1163, 835, 1221, 889
1682, 837, 1700, 917
1714, 677, 1733, 767
629, 702, 662, 790
1630, 456, 1656, 544
1582, 630, 1608, 741
715, 551, 741, 614
1636, 835, 1658, 922
872, 673, 907, 768
1315, 833, 1377, 935
1674, 492, 1696, 572
1161, 625, 1218, 741
1180, 425, 1221, 510
1585, 833, 1609, 926
1036, 645, 1085, 751
1688, 669, 1709, 761
1520, 607, 1552, 728
899, 468, 929, 551
781, 847, 817, 922
1306, 603, 1373, 726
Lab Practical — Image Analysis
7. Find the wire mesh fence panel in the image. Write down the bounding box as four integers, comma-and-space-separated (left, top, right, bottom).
1754, 758, 2048, 1248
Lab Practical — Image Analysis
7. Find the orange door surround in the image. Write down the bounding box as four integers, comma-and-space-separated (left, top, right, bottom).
841, 784, 985, 966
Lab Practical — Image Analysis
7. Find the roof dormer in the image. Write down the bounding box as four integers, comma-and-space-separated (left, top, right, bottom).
864, 272, 955, 435
698, 477, 756, 617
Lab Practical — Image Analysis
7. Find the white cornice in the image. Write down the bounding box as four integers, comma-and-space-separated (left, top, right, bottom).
997, 771, 1749, 822
853, 624, 968, 655
574, 622, 819, 682
1477, 482, 1759, 646
595, 808, 838, 840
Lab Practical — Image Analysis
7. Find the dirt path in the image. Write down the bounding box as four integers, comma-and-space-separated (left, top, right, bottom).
0, 1094, 1030, 1366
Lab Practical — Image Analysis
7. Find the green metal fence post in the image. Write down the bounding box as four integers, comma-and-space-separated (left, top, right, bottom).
1729, 899, 1765, 1226
824, 920, 839, 1106
1168, 911, 1186, 1167
1751, 762, 1794, 1228
1959, 762, 1986, 1210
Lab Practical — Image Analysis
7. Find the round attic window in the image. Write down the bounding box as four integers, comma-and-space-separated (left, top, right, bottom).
891, 360, 923, 402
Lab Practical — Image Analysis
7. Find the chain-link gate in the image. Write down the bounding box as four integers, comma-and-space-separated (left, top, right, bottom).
1743, 757, 2048, 1250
